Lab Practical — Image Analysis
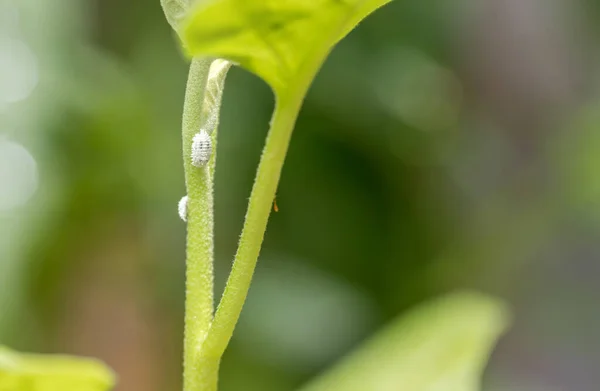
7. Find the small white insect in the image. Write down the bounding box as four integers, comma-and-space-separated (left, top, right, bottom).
178, 195, 188, 222
191, 130, 212, 167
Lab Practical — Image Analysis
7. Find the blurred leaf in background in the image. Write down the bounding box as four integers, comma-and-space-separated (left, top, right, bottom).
0, 345, 114, 391
300, 292, 509, 391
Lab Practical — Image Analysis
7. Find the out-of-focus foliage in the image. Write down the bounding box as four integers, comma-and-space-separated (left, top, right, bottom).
0, 0, 88, 342
300, 292, 508, 391
555, 104, 600, 222
0, 345, 114, 391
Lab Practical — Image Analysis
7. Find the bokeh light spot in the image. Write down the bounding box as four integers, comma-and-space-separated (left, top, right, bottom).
0, 36, 38, 104
0, 139, 38, 211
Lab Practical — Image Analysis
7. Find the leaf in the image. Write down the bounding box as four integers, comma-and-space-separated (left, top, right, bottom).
0, 345, 115, 391
182, 0, 393, 93
161, 0, 219, 34
299, 292, 510, 391
161, 0, 198, 32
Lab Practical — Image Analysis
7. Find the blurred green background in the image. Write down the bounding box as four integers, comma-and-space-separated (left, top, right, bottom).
2, 0, 600, 390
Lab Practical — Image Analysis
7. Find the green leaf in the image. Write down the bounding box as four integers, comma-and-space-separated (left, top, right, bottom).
0, 345, 115, 391
299, 292, 510, 391
182, 0, 393, 93
161, 0, 207, 33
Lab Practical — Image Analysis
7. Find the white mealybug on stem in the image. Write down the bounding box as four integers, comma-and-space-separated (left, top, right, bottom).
191, 130, 212, 167
178, 195, 188, 222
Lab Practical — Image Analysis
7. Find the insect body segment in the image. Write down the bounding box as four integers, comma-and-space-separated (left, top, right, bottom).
191, 130, 212, 167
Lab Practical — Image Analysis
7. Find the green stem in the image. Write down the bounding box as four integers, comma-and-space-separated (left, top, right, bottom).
182, 57, 219, 391
201, 79, 312, 359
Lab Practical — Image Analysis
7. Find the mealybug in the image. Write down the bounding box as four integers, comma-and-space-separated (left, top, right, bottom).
191, 130, 212, 167
178, 195, 188, 222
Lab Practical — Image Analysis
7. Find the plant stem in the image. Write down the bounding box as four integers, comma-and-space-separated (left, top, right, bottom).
182, 57, 218, 391
202, 78, 312, 359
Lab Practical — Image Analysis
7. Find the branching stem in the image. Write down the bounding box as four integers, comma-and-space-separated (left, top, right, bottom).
202, 76, 313, 360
